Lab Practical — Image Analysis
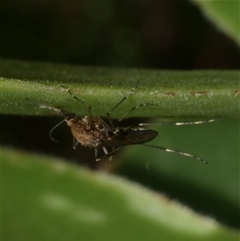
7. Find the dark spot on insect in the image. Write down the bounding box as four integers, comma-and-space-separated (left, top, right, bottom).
27, 81, 220, 164
234, 90, 240, 95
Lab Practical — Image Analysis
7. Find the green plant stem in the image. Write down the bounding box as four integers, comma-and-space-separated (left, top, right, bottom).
1, 59, 239, 117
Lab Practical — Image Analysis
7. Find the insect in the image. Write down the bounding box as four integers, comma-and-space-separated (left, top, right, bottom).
29, 81, 220, 164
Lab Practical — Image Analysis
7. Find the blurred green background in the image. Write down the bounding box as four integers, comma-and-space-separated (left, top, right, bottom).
1, 0, 239, 236
2, 0, 239, 68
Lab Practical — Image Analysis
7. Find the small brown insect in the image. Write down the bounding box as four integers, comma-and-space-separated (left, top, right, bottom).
28, 81, 220, 163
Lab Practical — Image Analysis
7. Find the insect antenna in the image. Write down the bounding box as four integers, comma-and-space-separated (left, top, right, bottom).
106, 80, 139, 127
26, 98, 70, 142
141, 144, 207, 164
49, 119, 66, 142
139, 118, 221, 126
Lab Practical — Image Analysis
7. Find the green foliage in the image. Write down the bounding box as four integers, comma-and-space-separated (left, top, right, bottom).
2, 148, 239, 241
192, 0, 240, 44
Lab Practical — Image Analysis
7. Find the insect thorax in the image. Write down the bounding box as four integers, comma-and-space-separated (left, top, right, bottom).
67, 115, 114, 148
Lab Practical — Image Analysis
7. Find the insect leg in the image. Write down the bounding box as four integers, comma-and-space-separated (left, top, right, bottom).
102, 146, 113, 161
95, 147, 112, 161
26, 98, 64, 114
142, 144, 207, 164
96, 146, 121, 162
106, 80, 139, 127
61, 86, 92, 127
139, 119, 221, 127
119, 103, 154, 122
94, 147, 98, 160
72, 137, 79, 149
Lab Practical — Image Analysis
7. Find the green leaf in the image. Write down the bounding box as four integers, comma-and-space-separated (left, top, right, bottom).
116, 118, 240, 226
1, 59, 239, 117
192, 0, 240, 44
2, 147, 239, 241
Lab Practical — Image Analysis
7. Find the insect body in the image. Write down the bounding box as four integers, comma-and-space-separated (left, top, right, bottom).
34, 82, 220, 163
39, 104, 157, 161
